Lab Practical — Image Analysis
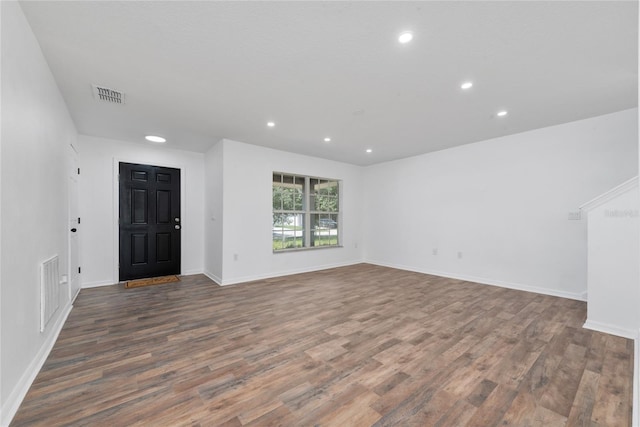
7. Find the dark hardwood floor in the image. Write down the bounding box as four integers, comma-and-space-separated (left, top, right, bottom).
11, 264, 633, 426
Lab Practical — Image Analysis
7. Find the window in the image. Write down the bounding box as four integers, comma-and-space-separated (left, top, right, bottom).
272, 172, 340, 251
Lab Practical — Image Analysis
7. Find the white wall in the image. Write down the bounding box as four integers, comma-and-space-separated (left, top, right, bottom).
1, 2, 4, 422
77, 135, 205, 287
213, 139, 364, 285
1, 2, 78, 424
582, 179, 639, 338
204, 140, 224, 283
363, 109, 638, 300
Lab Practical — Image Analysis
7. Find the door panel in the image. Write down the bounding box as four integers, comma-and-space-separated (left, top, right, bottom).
132, 189, 148, 224
157, 190, 171, 223
131, 233, 148, 265
156, 233, 171, 261
119, 162, 181, 281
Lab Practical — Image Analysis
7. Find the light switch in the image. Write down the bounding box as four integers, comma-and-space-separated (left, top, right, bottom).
568, 211, 582, 220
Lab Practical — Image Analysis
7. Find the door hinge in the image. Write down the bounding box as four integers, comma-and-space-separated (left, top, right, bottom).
78, 267, 81, 274
77, 168, 80, 175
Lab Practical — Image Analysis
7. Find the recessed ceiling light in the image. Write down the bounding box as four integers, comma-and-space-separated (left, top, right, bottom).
366, 149, 373, 153
324, 137, 331, 142
497, 110, 508, 117
461, 82, 473, 90
267, 121, 275, 127
398, 32, 413, 44
145, 135, 166, 143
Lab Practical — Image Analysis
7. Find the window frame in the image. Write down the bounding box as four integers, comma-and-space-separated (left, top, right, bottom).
272, 172, 342, 252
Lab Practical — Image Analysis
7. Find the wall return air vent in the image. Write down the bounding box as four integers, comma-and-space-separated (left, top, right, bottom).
92, 84, 125, 104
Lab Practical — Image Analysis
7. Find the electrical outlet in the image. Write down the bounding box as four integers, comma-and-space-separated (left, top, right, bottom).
432, 248, 438, 255
233, 254, 239, 261
457, 252, 463, 259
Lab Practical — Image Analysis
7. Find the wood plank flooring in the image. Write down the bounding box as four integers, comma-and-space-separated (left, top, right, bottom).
11, 264, 634, 426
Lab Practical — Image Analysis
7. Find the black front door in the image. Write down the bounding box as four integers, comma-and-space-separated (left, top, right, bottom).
119, 162, 181, 281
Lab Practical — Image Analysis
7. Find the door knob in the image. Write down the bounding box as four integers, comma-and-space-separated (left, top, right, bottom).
175, 217, 180, 222
70, 228, 77, 232
175, 225, 181, 230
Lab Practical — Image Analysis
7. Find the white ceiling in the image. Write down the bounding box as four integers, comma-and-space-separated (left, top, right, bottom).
20, 1, 638, 166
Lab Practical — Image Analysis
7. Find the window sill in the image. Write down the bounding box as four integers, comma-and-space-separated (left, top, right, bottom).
273, 245, 343, 254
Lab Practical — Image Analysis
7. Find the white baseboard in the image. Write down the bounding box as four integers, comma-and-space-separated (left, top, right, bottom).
218, 259, 365, 286
365, 259, 586, 301
181, 268, 204, 276
1, 302, 72, 427
71, 287, 81, 303
582, 320, 639, 340
82, 279, 117, 289
203, 270, 222, 285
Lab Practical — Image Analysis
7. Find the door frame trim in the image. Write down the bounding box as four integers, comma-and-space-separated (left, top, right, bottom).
68, 142, 80, 301
111, 157, 186, 283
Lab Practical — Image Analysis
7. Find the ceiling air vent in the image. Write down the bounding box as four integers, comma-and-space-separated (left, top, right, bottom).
92, 84, 125, 104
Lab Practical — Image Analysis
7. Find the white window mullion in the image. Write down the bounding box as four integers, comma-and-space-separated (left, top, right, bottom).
304, 176, 311, 247
338, 181, 342, 246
